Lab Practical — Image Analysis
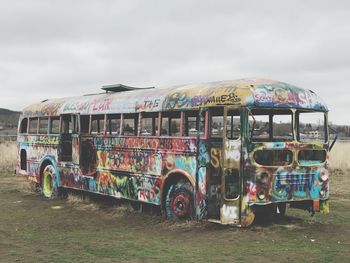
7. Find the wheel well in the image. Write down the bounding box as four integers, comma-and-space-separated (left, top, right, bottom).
162, 173, 193, 209
39, 160, 53, 184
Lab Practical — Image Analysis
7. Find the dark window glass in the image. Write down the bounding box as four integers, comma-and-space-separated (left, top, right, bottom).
20, 118, 28, 134
80, 115, 90, 134
298, 150, 326, 165
225, 169, 239, 199
254, 150, 293, 166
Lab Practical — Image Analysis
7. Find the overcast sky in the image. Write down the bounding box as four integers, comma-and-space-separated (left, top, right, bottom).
0, 0, 349, 124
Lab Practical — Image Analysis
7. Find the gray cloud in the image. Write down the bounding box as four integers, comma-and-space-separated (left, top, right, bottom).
0, 0, 349, 124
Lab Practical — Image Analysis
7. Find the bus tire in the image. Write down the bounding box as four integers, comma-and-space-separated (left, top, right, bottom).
41, 164, 59, 199
165, 179, 194, 220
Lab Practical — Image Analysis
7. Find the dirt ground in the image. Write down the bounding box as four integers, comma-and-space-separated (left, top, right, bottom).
0, 168, 349, 263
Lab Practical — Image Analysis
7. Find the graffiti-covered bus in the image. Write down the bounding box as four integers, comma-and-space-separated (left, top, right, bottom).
16, 79, 336, 226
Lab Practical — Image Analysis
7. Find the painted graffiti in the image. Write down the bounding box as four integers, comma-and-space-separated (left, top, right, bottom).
27, 135, 60, 145
163, 89, 242, 110
135, 99, 160, 111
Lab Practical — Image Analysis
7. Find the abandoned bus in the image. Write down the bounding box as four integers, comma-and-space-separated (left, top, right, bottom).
16, 78, 335, 226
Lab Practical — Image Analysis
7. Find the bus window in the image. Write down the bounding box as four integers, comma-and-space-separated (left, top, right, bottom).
273, 112, 293, 141
91, 115, 105, 134
249, 112, 270, 141
29, 118, 38, 134
80, 115, 90, 134
226, 110, 240, 140
106, 114, 121, 135
185, 111, 205, 137
50, 117, 60, 134
19, 118, 28, 134
141, 113, 158, 136
161, 115, 169, 136
161, 112, 181, 136
122, 114, 138, 136
39, 118, 48, 134
297, 111, 326, 143
210, 108, 224, 138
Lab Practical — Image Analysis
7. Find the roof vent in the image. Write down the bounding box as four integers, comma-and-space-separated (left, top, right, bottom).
102, 84, 154, 93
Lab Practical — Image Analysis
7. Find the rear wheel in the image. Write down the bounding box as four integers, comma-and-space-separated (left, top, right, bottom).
42, 165, 59, 198
165, 180, 194, 220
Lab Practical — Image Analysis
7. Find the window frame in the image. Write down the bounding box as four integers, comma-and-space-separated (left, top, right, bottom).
49, 116, 61, 134
90, 114, 106, 135
19, 118, 28, 134
28, 117, 39, 134
122, 113, 138, 136
249, 108, 294, 142
38, 117, 49, 134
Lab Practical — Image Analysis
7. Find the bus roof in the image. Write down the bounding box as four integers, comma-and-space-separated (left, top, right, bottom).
21, 78, 328, 117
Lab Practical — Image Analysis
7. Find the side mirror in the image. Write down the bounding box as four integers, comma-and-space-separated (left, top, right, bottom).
328, 126, 338, 151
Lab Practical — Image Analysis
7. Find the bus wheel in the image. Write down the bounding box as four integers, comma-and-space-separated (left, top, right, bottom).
165, 180, 194, 220
42, 165, 58, 198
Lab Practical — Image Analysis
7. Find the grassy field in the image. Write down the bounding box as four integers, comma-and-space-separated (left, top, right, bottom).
0, 141, 349, 263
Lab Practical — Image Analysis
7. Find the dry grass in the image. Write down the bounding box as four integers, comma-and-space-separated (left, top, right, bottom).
0, 141, 17, 173
329, 141, 350, 170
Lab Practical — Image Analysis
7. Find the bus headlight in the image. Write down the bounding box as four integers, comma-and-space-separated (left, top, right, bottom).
258, 190, 265, 200
320, 168, 329, 182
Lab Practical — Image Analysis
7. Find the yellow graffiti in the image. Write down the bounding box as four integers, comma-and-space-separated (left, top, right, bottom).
210, 148, 221, 168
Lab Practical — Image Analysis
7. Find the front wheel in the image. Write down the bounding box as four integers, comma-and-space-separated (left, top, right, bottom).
42, 165, 59, 198
165, 180, 194, 220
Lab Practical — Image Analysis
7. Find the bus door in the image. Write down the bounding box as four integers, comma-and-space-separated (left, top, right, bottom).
220, 107, 242, 225
60, 114, 80, 164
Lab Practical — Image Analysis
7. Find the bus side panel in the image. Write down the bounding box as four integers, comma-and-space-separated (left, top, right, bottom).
59, 136, 198, 206
17, 134, 60, 184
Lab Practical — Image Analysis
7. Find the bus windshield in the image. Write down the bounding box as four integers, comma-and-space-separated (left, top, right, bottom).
249, 109, 293, 142
297, 111, 326, 143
